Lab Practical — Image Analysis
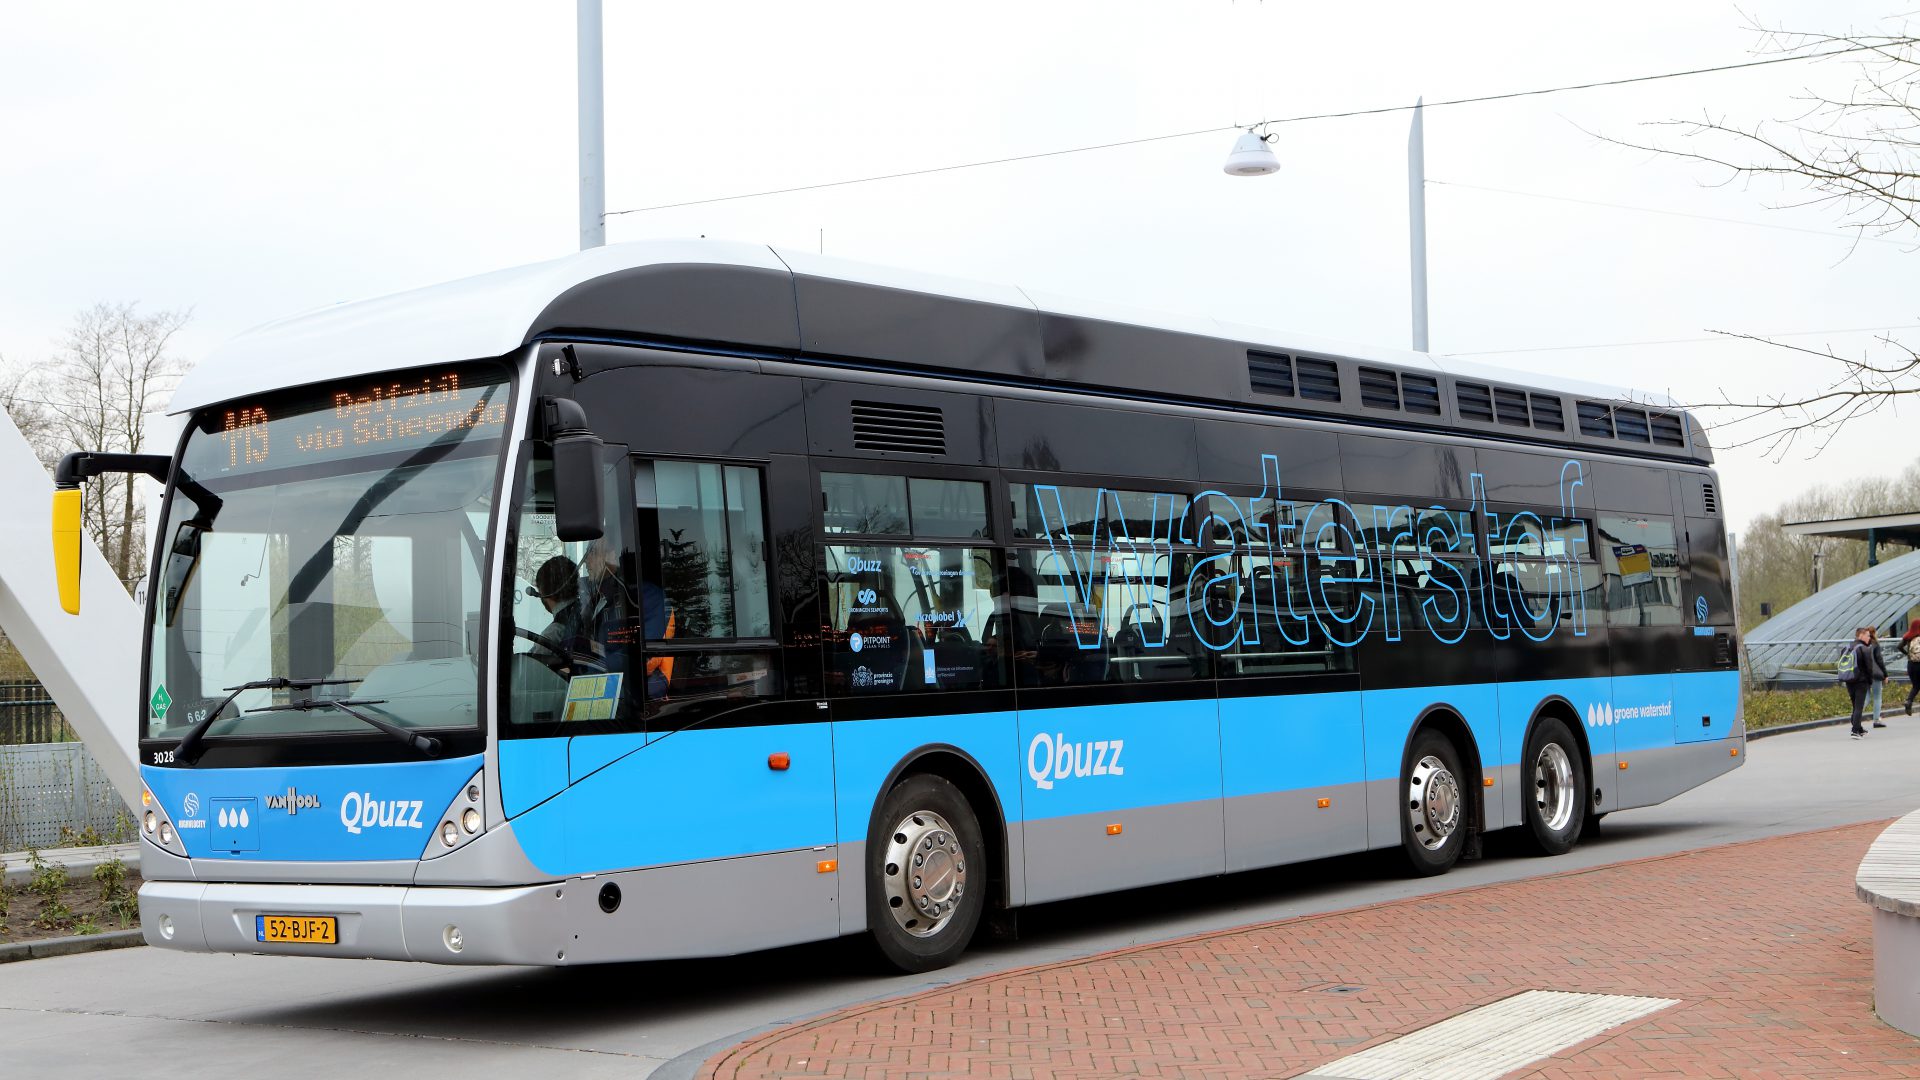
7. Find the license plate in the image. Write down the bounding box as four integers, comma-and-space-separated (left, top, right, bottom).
256, 915, 337, 944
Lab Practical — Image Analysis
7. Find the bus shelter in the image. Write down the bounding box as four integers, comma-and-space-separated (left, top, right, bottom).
1745, 548, 1920, 686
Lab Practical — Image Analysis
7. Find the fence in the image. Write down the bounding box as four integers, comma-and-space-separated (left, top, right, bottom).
0, 741, 127, 851
0, 679, 75, 745
0, 680, 124, 850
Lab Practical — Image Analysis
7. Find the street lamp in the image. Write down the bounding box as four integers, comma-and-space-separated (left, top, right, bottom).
1221, 128, 1281, 176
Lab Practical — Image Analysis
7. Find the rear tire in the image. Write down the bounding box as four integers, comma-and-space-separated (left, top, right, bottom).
1400, 730, 1468, 876
866, 774, 986, 973
1522, 717, 1587, 856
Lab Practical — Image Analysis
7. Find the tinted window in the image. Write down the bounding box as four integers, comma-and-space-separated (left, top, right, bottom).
1011, 484, 1191, 544
822, 472, 908, 536
907, 477, 989, 538
1596, 513, 1682, 625
1010, 548, 1209, 686
636, 461, 771, 641
824, 545, 1006, 694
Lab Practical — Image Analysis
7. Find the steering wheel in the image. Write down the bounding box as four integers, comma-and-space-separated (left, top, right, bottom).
514, 626, 573, 677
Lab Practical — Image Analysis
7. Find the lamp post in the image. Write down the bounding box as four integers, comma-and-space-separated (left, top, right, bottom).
578, 0, 606, 250
1227, 98, 1430, 353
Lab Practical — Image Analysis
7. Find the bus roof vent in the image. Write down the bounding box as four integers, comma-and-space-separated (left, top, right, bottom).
1650, 412, 1685, 447
1529, 393, 1564, 431
1295, 356, 1341, 402
1358, 366, 1401, 410
1456, 382, 1493, 423
1615, 407, 1651, 443
1247, 350, 1295, 397
850, 400, 946, 455
1577, 401, 1614, 439
1402, 374, 1441, 415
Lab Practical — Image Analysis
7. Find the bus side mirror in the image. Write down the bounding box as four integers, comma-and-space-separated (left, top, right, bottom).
542, 397, 604, 543
51, 487, 83, 615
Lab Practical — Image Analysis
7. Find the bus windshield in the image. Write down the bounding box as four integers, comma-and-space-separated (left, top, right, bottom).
145, 364, 513, 745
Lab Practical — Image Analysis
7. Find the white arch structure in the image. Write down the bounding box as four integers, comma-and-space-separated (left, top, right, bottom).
0, 409, 141, 809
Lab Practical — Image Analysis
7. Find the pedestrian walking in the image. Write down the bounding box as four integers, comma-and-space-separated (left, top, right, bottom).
1869, 626, 1891, 728
1903, 618, 1920, 716
1843, 627, 1876, 739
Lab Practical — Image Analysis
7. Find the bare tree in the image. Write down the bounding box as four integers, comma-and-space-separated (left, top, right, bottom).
1609, 24, 1920, 457
2, 304, 191, 592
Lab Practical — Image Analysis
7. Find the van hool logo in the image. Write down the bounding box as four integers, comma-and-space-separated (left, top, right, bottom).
1026, 732, 1126, 791
265, 787, 321, 815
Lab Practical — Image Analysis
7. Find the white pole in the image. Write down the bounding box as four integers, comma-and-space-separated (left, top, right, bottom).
1408, 96, 1429, 353
577, 0, 606, 250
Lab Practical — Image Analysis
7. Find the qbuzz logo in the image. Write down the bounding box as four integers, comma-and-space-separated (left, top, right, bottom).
848, 557, 884, 575
1026, 731, 1125, 790
857, 588, 878, 605
338, 791, 425, 834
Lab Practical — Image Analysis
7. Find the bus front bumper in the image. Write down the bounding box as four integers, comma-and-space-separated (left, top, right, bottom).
139, 879, 570, 965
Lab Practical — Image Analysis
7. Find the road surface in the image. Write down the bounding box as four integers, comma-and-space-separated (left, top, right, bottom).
2, 721, 1911, 1079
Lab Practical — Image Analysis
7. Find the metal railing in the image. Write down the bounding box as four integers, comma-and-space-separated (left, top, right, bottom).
0, 679, 75, 745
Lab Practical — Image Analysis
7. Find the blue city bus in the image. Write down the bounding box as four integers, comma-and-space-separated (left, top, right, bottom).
51, 242, 1742, 971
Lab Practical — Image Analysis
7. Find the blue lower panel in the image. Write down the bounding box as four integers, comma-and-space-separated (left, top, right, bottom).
511, 723, 836, 878
141, 755, 481, 862
830, 711, 1023, 845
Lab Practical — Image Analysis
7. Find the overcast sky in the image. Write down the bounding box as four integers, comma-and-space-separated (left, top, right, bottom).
3, 1, 1914, 531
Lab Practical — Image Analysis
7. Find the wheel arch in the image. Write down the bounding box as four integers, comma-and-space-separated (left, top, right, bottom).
1527, 695, 1594, 807
871, 744, 1011, 910
1405, 703, 1486, 834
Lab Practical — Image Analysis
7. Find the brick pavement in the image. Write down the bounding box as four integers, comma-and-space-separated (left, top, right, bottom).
702, 821, 1920, 1079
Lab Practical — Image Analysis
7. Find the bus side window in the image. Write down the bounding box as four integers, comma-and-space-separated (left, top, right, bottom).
634, 460, 780, 729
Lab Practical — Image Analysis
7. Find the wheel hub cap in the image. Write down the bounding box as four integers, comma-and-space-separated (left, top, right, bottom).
881, 810, 967, 938
1535, 742, 1576, 832
1407, 754, 1461, 851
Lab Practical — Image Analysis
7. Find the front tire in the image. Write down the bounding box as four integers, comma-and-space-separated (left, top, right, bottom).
1400, 730, 1468, 876
1522, 717, 1587, 856
866, 775, 986, 973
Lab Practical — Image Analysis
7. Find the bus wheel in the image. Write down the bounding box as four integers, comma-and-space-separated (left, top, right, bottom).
867, 774, 986, 973
1522, 717, 1587, 856
1400, 730, 1466, 876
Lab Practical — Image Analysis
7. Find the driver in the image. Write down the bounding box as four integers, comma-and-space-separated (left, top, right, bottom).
527, 555, 591, 669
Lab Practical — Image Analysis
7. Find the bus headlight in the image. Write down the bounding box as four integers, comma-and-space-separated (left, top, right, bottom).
421, 768, 486, 860
140, 789, 187, 858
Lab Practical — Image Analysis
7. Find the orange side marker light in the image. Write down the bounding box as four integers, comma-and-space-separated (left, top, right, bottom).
1619, 760, 1630, 770
768, 752, 790, 771
1483, 777, 1495, 788
1316, 798, 1331, 809
816, 860, 837, 874
1106, 823, 1123, 836
1731, 746, 1740, 757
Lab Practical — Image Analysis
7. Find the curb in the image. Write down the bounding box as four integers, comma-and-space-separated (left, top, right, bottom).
1750, 709, 1907, 740
0, 929, 144, 965
697, 819, 1890, 1079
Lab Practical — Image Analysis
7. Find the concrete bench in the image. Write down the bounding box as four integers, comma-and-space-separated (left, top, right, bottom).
1857, 809, 1920, 1035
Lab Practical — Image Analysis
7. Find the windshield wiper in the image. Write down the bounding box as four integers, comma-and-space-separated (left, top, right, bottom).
247, 698, 443, 758
171, 677, 360, 765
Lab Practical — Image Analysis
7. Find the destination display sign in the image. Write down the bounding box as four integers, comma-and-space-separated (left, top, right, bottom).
191, 367, 511, 478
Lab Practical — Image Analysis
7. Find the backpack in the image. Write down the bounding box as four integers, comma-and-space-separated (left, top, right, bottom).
1904, 636, 1920, 663
1838, 644, 1859, 681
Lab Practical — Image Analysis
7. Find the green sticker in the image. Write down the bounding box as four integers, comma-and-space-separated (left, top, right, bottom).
149, 684, 172, 720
